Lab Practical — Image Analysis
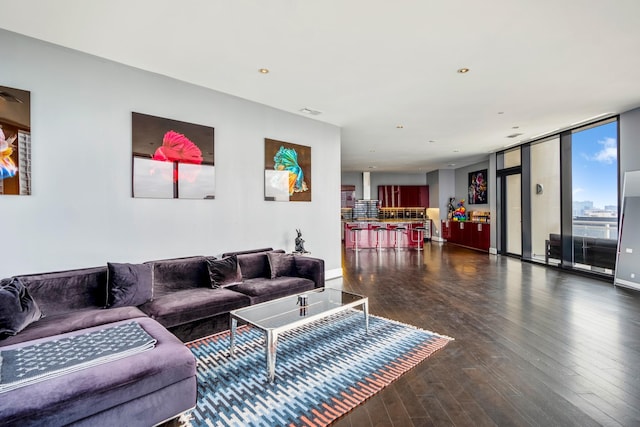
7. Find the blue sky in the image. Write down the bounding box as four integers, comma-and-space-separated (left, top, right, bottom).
572, 121, 618, 209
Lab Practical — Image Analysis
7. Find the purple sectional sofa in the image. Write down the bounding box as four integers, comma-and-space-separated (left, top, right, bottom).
0, 248, 325, 426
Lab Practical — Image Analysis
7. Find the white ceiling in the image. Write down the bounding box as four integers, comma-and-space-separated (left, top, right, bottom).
2, 0, 640, 173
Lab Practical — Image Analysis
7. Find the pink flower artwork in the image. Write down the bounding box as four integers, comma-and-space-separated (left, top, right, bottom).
152, 131, 203, 164
151, 130, 203, 182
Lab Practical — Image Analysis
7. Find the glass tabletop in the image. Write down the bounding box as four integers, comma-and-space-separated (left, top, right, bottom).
230, 288, 366, 330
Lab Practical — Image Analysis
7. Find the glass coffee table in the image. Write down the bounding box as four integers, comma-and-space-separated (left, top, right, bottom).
229, 288, 368, 383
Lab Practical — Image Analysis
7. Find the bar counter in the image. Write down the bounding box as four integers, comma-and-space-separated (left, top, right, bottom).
344, 221, 427, 249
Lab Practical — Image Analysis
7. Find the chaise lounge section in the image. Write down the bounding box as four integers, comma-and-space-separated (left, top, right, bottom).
0, 248, 325, 425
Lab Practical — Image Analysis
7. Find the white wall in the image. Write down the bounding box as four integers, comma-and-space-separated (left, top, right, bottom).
0, 29, 342, 278
369, 172, 427, 199
438, 169, 455, 222
341, 172, 363, 199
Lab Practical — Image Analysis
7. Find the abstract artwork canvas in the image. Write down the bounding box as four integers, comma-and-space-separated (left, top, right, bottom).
132, 112, 215, 199
0, 85, 31, 196
264, 138, 311, 202
468, 169, 488, 204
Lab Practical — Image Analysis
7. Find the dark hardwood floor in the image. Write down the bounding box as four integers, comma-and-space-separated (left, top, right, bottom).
330, 242, 640, 427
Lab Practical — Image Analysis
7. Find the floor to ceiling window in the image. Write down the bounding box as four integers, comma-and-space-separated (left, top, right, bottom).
497, 147, 522, 257
497, 117, 619, 277
570, 120, 618, 273
506, 174, 522, 255
530, 137, 561, 264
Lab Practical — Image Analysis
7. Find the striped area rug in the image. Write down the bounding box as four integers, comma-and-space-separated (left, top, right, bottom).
183, 310, 452, 427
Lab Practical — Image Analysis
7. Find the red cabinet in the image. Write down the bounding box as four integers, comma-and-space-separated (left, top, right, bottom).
442, 221, 490, 252
378, 185, 429, 208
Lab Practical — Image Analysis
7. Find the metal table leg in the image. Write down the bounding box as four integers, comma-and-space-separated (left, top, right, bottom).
266, 330, 279, 383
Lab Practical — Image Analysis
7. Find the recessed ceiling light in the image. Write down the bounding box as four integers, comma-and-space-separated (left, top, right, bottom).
498, 111, 504, 115
428, 140, 436, 143
512, 126, 520, 129
368, 166, 378, 169
453, 149, 459, 153
457, 68, 470, 74
448, 163, 456, 167
396, 124, 404, 129
258, 68, 269, 74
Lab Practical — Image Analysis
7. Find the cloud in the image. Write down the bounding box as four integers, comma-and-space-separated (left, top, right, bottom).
573, 188, 584, 197
590, 137, 617, 164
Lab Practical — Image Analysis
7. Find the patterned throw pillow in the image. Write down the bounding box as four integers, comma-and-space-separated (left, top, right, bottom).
207, 255, 243, 288
0, 277, 43, 339
107, 263, 153, 308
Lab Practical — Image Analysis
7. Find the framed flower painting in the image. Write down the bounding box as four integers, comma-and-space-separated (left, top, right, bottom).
264, 138, 311, 202
132, 112, 215, 199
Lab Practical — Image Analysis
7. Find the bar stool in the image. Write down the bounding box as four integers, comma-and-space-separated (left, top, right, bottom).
372, 225, 386, 250
349, 226, 363, 251
412, 226, 426, 251
393, 225, 407, 250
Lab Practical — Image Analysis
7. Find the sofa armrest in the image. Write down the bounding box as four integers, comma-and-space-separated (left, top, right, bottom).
294, 256, 325, 288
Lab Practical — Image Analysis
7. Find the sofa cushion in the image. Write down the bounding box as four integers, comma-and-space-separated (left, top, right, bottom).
15, 267, 108, 316
228, 277, 315, 304
0, 306, 147, 348
207, 256, 242, 288
139, 288, 251, 328
266, 252, 295, 279
0, 317, 196, 426
236, 252, 270, 280
0, 277, 43, 340
234, 249, 286, 280
148, 256, 212, 296
107, 263, 153, 308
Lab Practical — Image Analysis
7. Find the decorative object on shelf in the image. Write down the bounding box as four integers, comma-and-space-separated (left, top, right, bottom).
131, 112, 215, 199
264, 138, 311, 202
468, 169, 488, 204
447, 197, 456, 220
453, 199, 467, 221
0, 85, 31, 196
469, 210, 491, 223
294, 229, 309, 254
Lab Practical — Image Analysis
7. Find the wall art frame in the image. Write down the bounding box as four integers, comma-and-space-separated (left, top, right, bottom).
0, 85, 31, 196
132, 112, 215, 199
264, 138, 311, 202
468, 169, 488, 204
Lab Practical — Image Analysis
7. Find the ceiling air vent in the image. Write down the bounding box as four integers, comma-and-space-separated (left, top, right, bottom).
506, 132, 523, 138
299, 107, 322, 116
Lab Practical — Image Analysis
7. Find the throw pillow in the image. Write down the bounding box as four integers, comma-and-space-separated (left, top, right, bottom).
266, 252, 296, 279
107, 262, 153, 308
207, 255, 243, 288
0, 277, 43, 339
